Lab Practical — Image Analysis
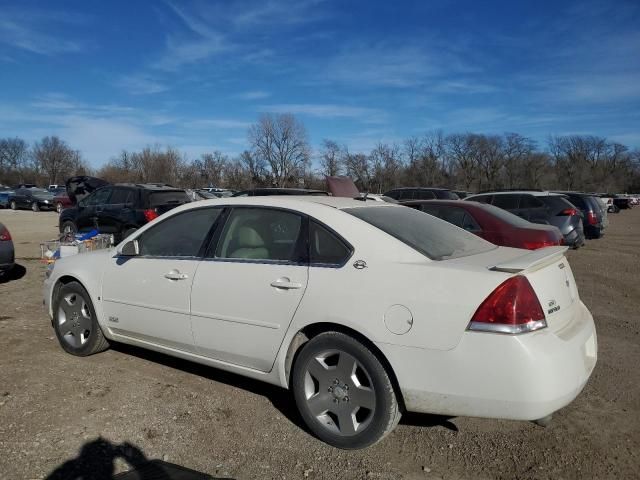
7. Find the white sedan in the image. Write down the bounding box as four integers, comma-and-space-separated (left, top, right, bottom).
43, 196, 597, 449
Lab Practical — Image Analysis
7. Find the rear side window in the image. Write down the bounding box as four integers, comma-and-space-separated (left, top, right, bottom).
492, 194, 520, 209
384, 190, 401, 200
139, 208, 221, 257
567, 195, 587, 209
437, 190, 460, 200
519, 195, 544, 208
470, 194, 492, 204
215, 208, 304, 262
344, 206, 495, 260
416, 190, 435, 200
109, 188, 134, 205
84, 187, 112, 206
148, 191, 190, 208
439, 206, 467, 228
420, 205, 441, 217
310, 221, 352, 266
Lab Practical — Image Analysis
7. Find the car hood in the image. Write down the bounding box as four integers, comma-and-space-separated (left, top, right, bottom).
65, 176, 109, 204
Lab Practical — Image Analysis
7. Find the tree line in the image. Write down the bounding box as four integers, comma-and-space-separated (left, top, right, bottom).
2, 113, 639, 193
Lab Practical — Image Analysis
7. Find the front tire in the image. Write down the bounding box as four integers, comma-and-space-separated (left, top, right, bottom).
10, 200, 17, 210
32, 201, 40, 212
292, 332, 401, 449
53, 281, 109, 356
56, 202, 63, 214
60, 220, 77, 236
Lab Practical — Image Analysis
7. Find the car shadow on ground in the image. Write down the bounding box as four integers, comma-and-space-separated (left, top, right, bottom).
0, 263, 26, 284
111, 343, 458, 437
111, 342, 309, 432
45, 437, 221, 479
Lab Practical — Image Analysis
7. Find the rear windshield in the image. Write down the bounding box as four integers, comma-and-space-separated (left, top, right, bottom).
148, 191, 190, 207
479, 203, 532, 227
344, 206, 496, 260
540, 196, 574, 215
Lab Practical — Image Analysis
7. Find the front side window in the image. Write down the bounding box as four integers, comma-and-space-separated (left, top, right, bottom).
344, 205, 495, 260
83, 188, 112, 207
215, 208, 303, 262
310, 221, 351, 266
138, 208, 221, 257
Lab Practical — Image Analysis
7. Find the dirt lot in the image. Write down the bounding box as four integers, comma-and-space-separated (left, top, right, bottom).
0, 208, 638, 480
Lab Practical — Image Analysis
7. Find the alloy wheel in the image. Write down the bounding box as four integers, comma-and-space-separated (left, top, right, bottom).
302, 349, 376, 436
57, 293, 93, 348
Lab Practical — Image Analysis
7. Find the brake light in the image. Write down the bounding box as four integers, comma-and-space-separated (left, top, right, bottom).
587, 211, 598, 225
0, 227, 11, 241
468, 276, 547, 334
143, 209, 159, 222
522, 239, 560, 250
559, 208, 579, 216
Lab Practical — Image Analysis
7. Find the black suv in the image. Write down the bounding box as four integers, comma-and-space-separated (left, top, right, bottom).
383, 187, 459, 200
59, 183, 190, 242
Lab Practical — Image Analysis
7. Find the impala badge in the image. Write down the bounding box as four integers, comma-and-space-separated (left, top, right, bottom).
353, 260, 367, 270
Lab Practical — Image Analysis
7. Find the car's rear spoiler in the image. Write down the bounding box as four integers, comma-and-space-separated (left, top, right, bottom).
490, 246, 569, 274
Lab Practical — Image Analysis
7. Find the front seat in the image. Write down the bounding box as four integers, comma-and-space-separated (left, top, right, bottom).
229, 226, 269, 259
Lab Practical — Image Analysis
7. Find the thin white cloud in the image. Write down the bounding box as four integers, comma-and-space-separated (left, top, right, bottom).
116, 75, 169, 95
260, 103, 386, 122
238, 90, 271, 100
0, 9, 89, 56
187, 119, 252, 129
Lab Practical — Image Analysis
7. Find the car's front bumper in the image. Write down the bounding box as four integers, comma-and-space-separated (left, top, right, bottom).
379, 300, 597, 421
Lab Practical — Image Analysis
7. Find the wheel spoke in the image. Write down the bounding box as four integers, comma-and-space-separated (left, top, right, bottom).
336, 408, 357, 435
350, 386, 375, 410
64, 294, 76, 307
307, 357, 331, 383
80, 300, 91, 319
307, 393, 330, 417
336, 352, 357, 380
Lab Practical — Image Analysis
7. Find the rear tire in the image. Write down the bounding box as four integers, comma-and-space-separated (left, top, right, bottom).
56, 202, 63, 214
292, 331, 401, 449
53, 281, 109, 356
10, 200, 17, 210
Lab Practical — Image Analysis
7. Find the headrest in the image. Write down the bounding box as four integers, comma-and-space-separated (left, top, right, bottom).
236, 226, 265, 248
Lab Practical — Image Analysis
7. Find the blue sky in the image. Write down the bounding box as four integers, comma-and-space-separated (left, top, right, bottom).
0, 0, 639, 166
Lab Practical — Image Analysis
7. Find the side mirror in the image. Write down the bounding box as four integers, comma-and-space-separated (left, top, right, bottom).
119, 239, 139, 256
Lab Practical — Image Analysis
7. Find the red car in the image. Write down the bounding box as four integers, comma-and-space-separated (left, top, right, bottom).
402, 199, 564, 250
53, 191, 72, 213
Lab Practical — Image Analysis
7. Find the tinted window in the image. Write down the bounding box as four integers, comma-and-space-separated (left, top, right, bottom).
85, 188, 112, 206
420, 205, 441, 217
540, 196, 575, 215
109, 188, 134, 205
436, 190, 460, 200
148, 191, 190, 208
519, 195, 544, 208
345, 206, 495, 260
416, 190, 435, 200
470, 194, 492, 204
139, 208, 221, 257
462, 213, 481, 232
480, 204, 532, 227
439, 206, 467, 228
215, 208, 303, 262
566, 195, 587, 209
383, 190, 400, 200
310, 221, 351, 265
492, 194, 520, 209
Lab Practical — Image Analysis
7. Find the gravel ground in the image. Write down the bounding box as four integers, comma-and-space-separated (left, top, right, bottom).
0, 208, 638, 480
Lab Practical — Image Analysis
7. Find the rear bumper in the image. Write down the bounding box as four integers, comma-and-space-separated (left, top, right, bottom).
379, 301, 597, 421
564, 227, 585, 247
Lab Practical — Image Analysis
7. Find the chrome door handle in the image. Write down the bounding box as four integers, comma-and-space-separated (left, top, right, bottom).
164, 270, 189, 280
270, 277, 302, 290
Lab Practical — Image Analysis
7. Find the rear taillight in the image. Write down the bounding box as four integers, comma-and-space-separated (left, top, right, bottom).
522, 239, 560, 250
468, 276, 547, 334
559, 208, 579, 216
143, 209, 159, 222
587, 211, 598, 225
0, 227, 11, 241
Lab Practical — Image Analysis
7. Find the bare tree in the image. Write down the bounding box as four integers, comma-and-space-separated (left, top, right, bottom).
248, 113, 311, 187
0, 137, 29, 184
446, 133, 478, 191
32, 136, 81, 185
319, 139, 343, 177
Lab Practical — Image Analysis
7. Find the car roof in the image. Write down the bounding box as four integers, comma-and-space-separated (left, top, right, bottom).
187, 195, 397, 211
387, 187, 451, 191
469, 190, 563, 197
113, 183, 185, 191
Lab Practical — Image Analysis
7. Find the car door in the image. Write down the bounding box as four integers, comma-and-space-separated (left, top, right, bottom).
98, 187, 134, 235
190, 206, 309, 371
12, 188, 25, 207
76, 187, 112, 232
101, 207, 222, 352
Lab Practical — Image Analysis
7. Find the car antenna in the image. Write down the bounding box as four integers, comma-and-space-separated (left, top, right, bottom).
355, 190, 369, 201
